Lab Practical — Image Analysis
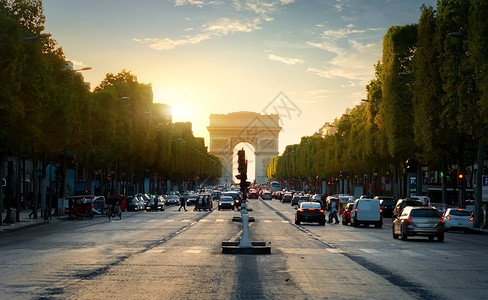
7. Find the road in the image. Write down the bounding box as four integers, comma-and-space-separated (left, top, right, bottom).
1, 199, 487, 299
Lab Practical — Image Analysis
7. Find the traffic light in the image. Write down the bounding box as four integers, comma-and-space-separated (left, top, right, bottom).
458, 173, 464, 180
237, 149, 247, 175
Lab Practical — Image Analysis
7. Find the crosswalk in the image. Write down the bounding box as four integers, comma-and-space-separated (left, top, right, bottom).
326, 247, 470, 258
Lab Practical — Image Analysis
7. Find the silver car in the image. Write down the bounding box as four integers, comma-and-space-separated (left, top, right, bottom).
392, 207, 444, 242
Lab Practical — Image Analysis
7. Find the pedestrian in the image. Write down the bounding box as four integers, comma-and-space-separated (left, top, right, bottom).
328, 200, 339, 224
178, 194, 187, 211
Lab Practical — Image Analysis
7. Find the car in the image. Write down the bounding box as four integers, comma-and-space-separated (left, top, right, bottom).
350, 198, 382, 228
311, 194, 324, 207
298, 195, 310, 205
443, 208, 474, 233
392, 207, 444, 241
291, 194, 300, 206
186, 194, 199, 206
126, 196, 139, 211
261, 191, 272, 200
166, 194, 179, 205
248, 189, 259, 199
465, 199, 475, 212
218, 196, 235, 210
341, 203, 354, 225
147, 195, 165, 211
222, 191, 241, 207
392, 199, 423, 219
409, 195, 431, 207
281, 192, 293, 203
375, 196, 396, 218
295, 201, 326, 225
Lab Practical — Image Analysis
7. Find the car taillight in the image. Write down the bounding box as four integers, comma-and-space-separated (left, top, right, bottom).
298, 209, 304, 212
446, 215, 452, 220
439, 218, 445, 223
469, 217, 474, 222
319, 209, 324, 213
407, 217, 412, 223
355, 207, 358, 212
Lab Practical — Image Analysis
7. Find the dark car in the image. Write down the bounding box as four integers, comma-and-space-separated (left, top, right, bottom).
392, 207, 444, 241
281, 192, 293, 203
392, 199, 423, 219
126, 196, 139, 211
375, 196, 396, 218
218, 196, 235, 210
295, 202, 326, 225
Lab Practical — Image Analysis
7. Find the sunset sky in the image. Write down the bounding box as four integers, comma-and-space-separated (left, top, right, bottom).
43, 0, 436, 155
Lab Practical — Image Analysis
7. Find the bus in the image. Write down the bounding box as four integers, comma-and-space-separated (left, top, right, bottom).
270, 181, 281, 193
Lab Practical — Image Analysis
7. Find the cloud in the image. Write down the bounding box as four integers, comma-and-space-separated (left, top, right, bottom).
268, 53, 304, 65
133, 34, 212, 50
203, 17, 261, 35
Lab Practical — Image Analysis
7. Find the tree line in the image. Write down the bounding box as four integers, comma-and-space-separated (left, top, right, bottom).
266, 1, 487, 225
0, 0, 221, 221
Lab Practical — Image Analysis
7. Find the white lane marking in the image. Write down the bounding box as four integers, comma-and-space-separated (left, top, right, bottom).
360, 249, 380, 254
282, 220, 290, 223
264, 220, 272, 223
326, 248, 343, 253
216, 219, 224, 222
399, 249, 426, 257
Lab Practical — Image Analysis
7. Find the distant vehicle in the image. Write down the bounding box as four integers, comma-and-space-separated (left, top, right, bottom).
409, 195, 431, 207
392, 199, 423, 219
392, 207, 444, 241
291, 194, 300, 206
350, 198, 382, 228
248, 189, 259, 199
270, 181, 281, 192
261, 191, 272, 200
295, 201, 326, 226
281, 192, 293, 203
375, 196, 396, 218
126, 196, 139, 211
186, 194, 199, 206
166, 194, 179, 205
443, 208, 474, 233
218, 196, 235, 210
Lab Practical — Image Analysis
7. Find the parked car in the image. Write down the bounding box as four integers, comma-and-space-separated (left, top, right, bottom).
126, 196, 139, 211
147, 195, 165, 211
392, 207, 444, 241
443, 208, 474, 233
341, 203, 354, 225
166, 194, 179, 205
392, 199, 423, 219
218, 196, 235, 210
375, 196, 396, 218
350, 198, 382, 228
295, 201, 326, 225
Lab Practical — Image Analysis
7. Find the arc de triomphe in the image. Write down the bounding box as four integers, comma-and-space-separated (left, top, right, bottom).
207, 111, 281, 184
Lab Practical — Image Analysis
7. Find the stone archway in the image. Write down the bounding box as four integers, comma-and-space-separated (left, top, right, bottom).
207, 111, 281, 184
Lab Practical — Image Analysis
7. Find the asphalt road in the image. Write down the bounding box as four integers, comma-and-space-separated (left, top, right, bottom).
1, 199, 487, 299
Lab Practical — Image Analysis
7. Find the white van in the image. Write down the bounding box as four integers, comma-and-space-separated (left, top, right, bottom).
350, 198, 382, 228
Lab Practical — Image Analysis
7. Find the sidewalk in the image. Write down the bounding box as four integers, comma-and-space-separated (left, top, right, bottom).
0, 209, 62, 233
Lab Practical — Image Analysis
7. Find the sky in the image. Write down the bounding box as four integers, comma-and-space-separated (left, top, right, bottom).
42, 0, 437, 156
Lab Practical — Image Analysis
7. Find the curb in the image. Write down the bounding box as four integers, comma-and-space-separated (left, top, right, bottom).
1, 220, 51, 233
